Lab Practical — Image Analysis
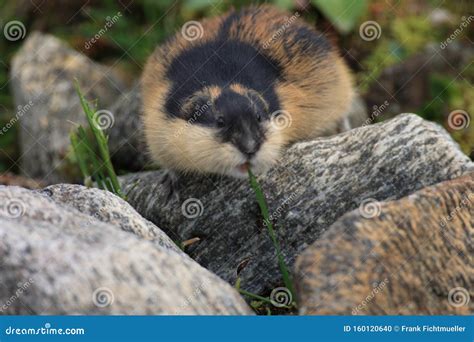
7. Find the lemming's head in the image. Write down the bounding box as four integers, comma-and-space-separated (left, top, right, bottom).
169, 84, 285, 177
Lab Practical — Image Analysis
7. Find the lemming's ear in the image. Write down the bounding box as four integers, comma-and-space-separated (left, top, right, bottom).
246, 89, 269, 113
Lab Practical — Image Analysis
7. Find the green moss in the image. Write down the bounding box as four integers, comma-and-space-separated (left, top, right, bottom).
391, 16, 437, 55
421, 73, 474, 157
358, 15, 440, 92
357, 40, 400, 92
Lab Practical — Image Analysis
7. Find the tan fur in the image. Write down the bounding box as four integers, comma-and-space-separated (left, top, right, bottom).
142, 5, 353, 176
276, 57, 353, 143
181, 86, 221, 116
230, 83, 270, 112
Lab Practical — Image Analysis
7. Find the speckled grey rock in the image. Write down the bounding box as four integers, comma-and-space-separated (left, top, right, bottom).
39, 184, 180, 253
295, 173, 474, 315
0, 186, 253, 315
10, 32, 125, 184
121, 114, 474, 295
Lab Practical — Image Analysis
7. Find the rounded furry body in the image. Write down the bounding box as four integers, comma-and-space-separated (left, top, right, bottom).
142, 5, 353, 178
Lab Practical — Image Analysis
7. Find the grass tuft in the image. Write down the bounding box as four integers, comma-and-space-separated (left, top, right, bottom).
70, 80, 123, 198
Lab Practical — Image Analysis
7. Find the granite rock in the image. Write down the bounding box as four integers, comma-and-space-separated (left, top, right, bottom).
40, 184, 180, 253
0, 186, 252, 315
295, 173, 473, 315
10, 32, 125, 184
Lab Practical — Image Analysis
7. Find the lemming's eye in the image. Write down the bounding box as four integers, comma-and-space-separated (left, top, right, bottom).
256, 113, 262, 122
216, 116, 225, 127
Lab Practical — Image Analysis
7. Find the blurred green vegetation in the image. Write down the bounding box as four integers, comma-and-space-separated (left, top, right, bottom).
0, 0, 472, 176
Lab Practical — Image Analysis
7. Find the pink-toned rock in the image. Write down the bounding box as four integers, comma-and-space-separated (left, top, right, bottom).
295, 173, 473, 315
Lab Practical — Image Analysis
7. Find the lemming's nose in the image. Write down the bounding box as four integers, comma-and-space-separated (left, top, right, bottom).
238, 139, 260, 159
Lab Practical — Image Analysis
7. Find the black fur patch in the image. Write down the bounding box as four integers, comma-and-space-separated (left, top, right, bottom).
164, 39, 282, 120
214, 88, 265, 154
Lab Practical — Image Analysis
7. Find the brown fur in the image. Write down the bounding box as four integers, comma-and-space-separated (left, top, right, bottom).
142, 5, 353, 176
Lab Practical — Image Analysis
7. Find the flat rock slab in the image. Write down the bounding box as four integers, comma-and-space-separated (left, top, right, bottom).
0, 186, 252, 315
121, 114, 474, 295
10, 32, 125, 184
295, 173, 473, 315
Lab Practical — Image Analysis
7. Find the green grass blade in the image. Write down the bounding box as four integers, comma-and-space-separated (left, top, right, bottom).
238, 289, 273, 305
72, 80, 124, 198
248, 169, 296, 303
70, 130, 90, 180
